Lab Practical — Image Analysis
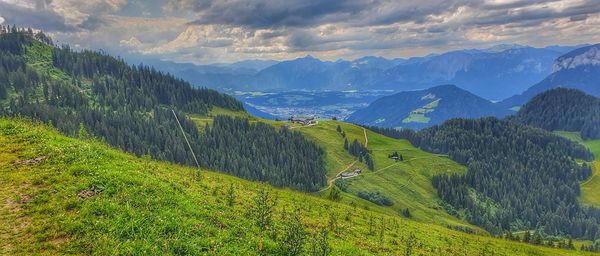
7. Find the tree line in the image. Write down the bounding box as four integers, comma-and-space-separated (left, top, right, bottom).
338, 125, 374, 170
198, 116, 326, 192
512, 88, 600, 140
0, 29, 326, 192
370, 118, 598, 239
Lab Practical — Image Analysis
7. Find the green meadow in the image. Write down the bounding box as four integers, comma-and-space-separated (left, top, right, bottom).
0, 118, 592, 255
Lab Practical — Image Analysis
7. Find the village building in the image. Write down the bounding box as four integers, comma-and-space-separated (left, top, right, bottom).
340, 169, 362, 179
289, 116, 317, 126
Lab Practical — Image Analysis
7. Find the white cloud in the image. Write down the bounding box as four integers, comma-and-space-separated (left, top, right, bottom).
0, 16, 4, 24
4, 0, 600, 63
120, 36, 143, 49
50, 0, 127, 25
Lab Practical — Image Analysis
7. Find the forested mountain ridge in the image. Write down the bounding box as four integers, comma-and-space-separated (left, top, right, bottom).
0, 27, 326, 192
513, 88, 600, 140
369, 117, 599, 239
346, 84, 511, 130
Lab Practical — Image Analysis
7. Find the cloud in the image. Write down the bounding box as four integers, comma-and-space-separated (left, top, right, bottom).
0, 0, 129, 32
50, 0, 127, 26
0, 1, 76, 31
120, 36, 144, 49
167, 0, 377, 28
4, 0, 600, 64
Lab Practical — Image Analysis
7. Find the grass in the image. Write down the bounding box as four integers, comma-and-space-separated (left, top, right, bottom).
265, 120, 472, 229
0, 118, 593, 255
554, 131, 600, 208
402, 99, 439, 124
189, 107, 252, 130
24, 40, 71, 82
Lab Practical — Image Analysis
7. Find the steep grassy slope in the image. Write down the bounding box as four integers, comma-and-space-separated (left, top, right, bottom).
2, 31, 331, 192
555, 131, 600, 208
241, 119, 473, 229
0, 118, 592, 255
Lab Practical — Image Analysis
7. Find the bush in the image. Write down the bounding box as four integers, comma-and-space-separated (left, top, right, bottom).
357, 191, 393, 206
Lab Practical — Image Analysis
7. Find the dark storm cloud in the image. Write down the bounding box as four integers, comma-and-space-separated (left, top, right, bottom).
169, 0, 377, 28
169, 0, 600, 29
78, 16, 108, 30
474, 0, 600, 27
0, 1, 75, 32
570, 14, 588, 22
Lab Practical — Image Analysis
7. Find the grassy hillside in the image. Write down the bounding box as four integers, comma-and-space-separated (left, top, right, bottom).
232, 119, 473, 229
555, 131, 600, 208
0, 118, 593, 255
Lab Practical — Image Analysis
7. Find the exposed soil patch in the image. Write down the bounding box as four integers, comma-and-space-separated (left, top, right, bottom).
77, 190, 97, 199
13, 156, 46, 166
18, 194, 33, 204
77, 185, 103, 199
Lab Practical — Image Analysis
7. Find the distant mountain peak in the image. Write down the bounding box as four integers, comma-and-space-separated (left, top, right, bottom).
346, 84, 510, 130
484, 44, 528, 53
553, 44, 600, 72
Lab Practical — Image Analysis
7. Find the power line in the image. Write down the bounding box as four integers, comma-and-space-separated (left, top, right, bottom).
172, 109, 201, 169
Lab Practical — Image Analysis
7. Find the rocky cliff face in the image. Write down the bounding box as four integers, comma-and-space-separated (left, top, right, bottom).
553, 44, 600, 72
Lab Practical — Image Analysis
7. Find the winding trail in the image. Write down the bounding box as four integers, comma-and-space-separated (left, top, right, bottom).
318, 127, 369, 192
363, 127, 369, 147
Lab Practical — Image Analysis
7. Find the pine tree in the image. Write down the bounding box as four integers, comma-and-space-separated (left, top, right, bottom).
309, 228, 331, 256
404, 233, 417, 256
279, 208, 307, 256
567, 238, 574, 250
226, 184, 235, 207
78, 122, 89, 139
252, 188, 276, 231
523, 231, 531, 243
368, 215, 375, 235
402, 208, 411, 218
328, 185, 341, 202
379, 217, 385, 245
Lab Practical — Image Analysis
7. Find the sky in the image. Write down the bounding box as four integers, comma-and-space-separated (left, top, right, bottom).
1, 0, 600, 64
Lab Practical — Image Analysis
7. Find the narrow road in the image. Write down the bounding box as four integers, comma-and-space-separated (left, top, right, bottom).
317, 127, 369, 192
581, 161, 599, 186
363, 127, 369, 147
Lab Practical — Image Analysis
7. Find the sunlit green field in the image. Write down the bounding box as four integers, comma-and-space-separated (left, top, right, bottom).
0, 118, 592, 255
277, 120, 471, 229
554, 131, 600, 208
402, 99, 439, 124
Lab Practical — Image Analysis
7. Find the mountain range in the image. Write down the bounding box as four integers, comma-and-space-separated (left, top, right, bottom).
348, 43, 600, 130
134, 44, 580, 101
500, 43, 600, 108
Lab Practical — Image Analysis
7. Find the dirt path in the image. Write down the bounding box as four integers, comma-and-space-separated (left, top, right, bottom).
581, 160, 599, 186
318, 160, 359, 192
317, 128, 369, 192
